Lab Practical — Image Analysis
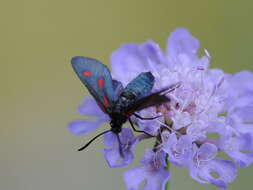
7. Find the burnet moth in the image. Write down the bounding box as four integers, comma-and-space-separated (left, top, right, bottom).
71, 56, 179, 153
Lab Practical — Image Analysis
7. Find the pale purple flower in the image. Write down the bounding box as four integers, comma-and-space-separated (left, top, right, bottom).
110, 28, 253, 189
69, 28, 253, 190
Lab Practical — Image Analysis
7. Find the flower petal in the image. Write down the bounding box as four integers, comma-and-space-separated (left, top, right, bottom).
137, 118, 161, 136
190, 144, 237, 189
226, 113, 253, 135
190, 158, 237, 189
68, 120, 102, 135
189, 163, 208, 185
233, 94, 253, 108
111, 43, 149, 85
124, 165, 170, 190
220, 133, 253, 168
120, 127, 135, 142
235, 106, 253, 123
198, 143, 218, 160
78, 97, 109, 121
228, 71, 253, 94
103, 128, 137, 168
167, 28, 199, 59
103, 131, 118, 147
124, 149, 170, 190
124, 165, 146, 190
111, 41, 163, 86
139, 40, 165, 64
140, 149, 167, 167
201, 158, 237, 189
162, 132, 192, 167
104, 147, 134, 168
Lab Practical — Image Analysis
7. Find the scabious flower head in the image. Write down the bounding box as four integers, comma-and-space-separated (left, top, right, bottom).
69, 28, 253, 190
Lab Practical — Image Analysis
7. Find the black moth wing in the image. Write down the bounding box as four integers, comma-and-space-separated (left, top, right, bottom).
121, 72, 155, 101
71, 56, 117, 113
112, 79, 124, 97
125, 82, 181, 115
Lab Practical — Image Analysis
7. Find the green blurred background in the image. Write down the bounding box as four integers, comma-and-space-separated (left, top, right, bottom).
1, 0, 253, 190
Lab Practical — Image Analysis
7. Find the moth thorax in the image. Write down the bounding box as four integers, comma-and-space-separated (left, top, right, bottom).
110, 112, 127, 134
120, 91, 136, 100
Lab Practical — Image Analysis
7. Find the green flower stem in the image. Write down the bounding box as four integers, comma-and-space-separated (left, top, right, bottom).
166, 157, 170, 190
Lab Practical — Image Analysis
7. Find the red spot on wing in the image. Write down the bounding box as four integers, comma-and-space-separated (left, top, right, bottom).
82, 70, 92, 76
103, 96, 110, 107
97, 101, 106, 112
98, 78, 105, 88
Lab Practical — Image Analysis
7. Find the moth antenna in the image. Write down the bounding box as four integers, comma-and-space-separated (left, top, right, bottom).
78, 130, 111, 151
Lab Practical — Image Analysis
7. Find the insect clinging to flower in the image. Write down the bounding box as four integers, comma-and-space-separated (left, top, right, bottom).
70, 56, 179, 152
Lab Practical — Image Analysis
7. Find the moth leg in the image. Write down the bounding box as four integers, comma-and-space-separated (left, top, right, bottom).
129, 118, 154, 137
133, 113, 162, 120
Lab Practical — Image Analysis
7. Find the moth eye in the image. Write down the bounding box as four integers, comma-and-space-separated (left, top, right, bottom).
98, 78, 105, 88
82, 70, 92, 76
